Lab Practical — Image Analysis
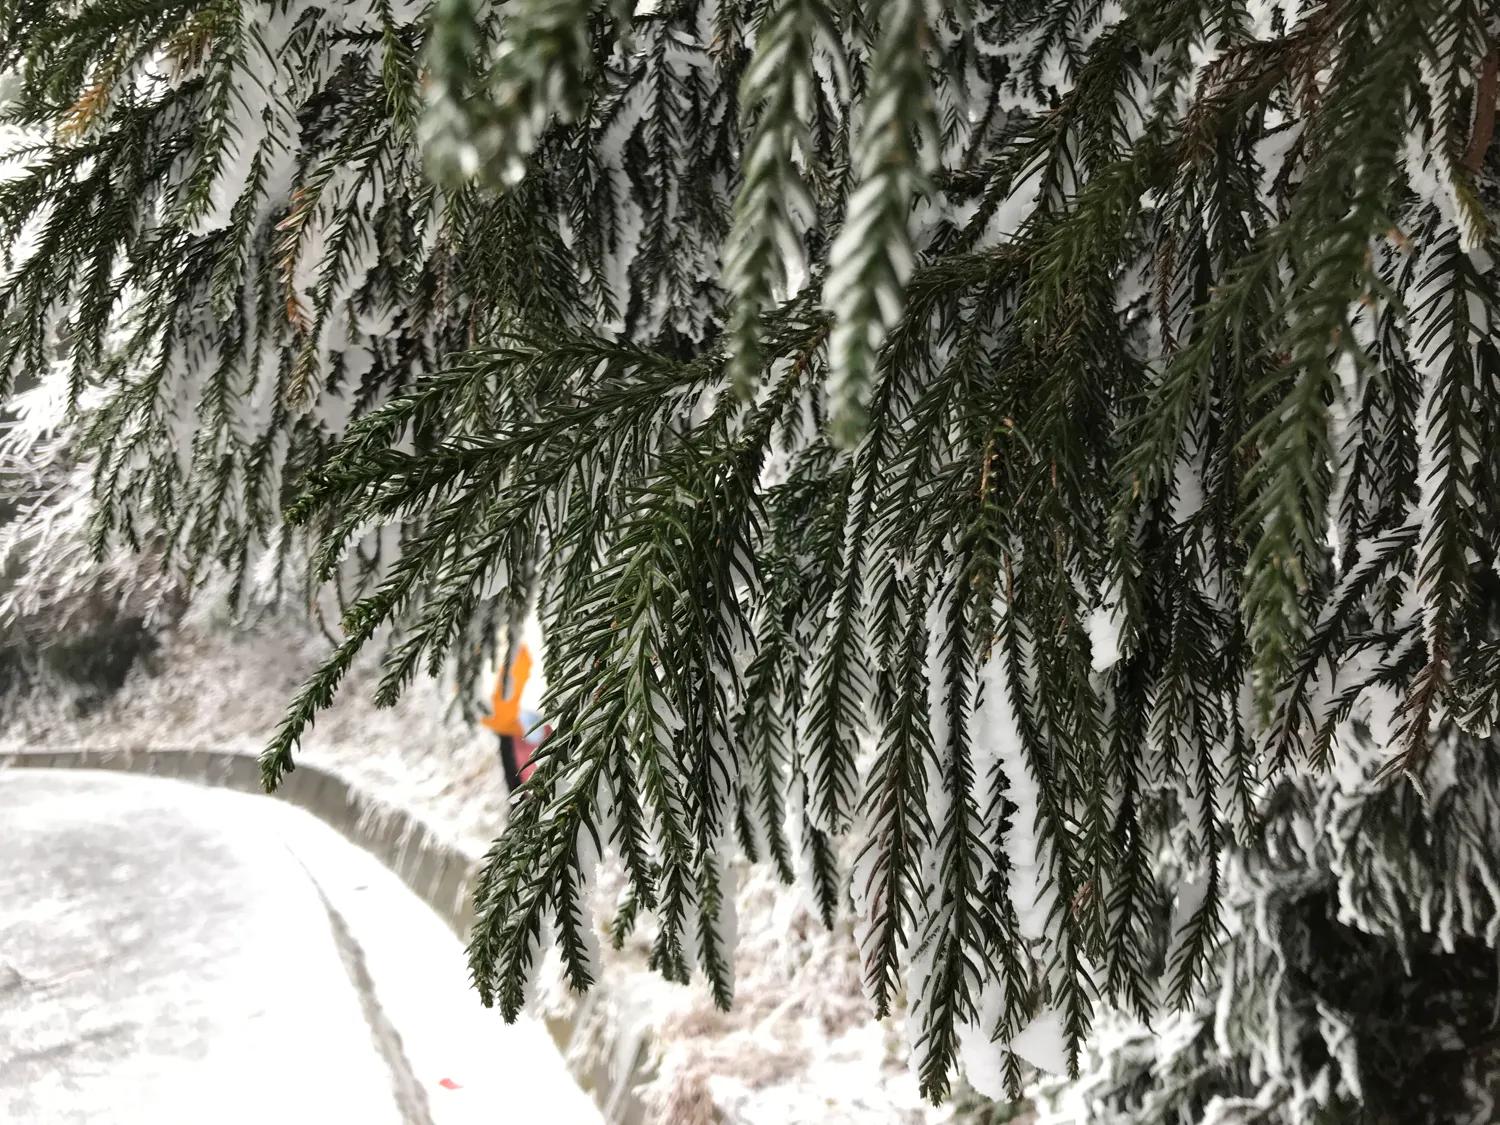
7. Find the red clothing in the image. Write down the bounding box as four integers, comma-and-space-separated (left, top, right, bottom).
484, 646, 549, 785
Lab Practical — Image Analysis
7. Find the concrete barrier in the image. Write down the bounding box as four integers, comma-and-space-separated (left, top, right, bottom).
1, 747, 654, 1125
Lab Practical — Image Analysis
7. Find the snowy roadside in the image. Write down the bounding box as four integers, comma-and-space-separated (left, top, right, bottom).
3, 609, 511, 853
2, 608, 964, 1124
1, 768, 600, 1125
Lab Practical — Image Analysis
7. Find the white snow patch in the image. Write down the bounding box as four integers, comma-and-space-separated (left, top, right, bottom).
1010, 1006, 1069, 1075
1086, 603, 1121, 673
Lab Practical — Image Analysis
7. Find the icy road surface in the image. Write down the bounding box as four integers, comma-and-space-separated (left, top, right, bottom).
0, 769, 600, 1125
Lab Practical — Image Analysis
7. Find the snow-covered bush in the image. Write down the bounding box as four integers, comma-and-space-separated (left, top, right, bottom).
1039, 698, 1500, 1123
0, 371, 179, 703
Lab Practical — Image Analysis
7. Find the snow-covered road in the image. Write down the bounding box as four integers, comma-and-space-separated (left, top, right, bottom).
0, 770, 600, 1125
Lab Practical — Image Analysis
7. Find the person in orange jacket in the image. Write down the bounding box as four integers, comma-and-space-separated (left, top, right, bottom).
481, 644, 548, 791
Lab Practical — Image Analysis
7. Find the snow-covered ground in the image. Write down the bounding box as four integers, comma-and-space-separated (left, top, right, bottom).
0, 769, 598, 1125
3, 609, 973, 1123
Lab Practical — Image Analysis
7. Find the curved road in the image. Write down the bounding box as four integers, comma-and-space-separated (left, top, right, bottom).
0, 770, 598, 1125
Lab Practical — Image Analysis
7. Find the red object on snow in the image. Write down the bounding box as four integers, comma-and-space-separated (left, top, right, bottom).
438, 1078, 462, 1090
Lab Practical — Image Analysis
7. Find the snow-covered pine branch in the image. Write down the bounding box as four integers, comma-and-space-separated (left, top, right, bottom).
5, 0, 1500, 1114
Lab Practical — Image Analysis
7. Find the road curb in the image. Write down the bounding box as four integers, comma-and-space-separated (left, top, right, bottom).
0, 747, 652, 1125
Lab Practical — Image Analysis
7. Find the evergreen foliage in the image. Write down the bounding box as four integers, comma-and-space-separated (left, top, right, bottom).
3, 0, 1499, 1111
1036, 719, 1500, 1123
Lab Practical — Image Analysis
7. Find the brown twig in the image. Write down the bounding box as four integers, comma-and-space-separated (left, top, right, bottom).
1465, 46, 1499, 174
